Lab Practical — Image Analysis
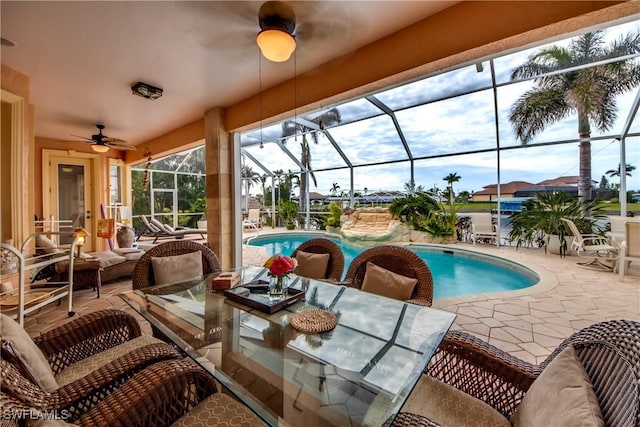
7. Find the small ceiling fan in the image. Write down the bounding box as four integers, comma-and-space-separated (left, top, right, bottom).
72, 124, 135, 152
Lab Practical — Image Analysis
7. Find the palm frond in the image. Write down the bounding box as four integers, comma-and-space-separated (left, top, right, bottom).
509, 87, 570, 143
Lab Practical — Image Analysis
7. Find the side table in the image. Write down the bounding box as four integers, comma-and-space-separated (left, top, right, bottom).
53, 258, 102, 297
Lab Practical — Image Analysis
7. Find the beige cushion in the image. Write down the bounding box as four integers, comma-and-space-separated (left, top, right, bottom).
294, 250, 330, 279
91, 251, 127, 268
511, 345, 604, 427
171, 392, 267, 427
402, 374, 511, 427
151, 251, 203, 286
35, 234, 61, 254
55, 334, 162, 386
0, 313, 58, 392
361, 262, 417, 301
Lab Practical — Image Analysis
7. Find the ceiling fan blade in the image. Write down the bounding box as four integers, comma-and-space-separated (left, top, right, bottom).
106, 142, 136, 151
71, 134, 94, 142
103, 136, 127, 143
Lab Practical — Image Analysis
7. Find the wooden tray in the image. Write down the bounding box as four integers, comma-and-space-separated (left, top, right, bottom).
224, 282, 305, 314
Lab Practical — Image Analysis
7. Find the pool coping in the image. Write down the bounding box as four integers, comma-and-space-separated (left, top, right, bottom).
243, 231, 558, 306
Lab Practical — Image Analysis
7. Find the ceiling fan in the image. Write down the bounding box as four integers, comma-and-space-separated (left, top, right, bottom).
72, 124, 135, 152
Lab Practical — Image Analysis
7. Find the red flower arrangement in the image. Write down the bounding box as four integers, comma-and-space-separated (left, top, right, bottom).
263, 254, 297, 278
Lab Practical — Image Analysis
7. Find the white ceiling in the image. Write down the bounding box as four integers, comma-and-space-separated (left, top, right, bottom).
1, 1, 456, 146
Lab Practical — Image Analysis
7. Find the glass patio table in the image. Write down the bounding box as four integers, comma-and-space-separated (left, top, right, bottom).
119, 265, 456, 427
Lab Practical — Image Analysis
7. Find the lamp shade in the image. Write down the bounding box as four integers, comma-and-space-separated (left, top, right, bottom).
91, 143, 110, 153
257, 29, 296, 62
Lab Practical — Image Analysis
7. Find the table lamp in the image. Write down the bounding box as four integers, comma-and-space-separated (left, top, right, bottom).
74, 228, 88, 259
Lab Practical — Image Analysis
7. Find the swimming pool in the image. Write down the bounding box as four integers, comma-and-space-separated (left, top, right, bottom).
246, 233, 539, 300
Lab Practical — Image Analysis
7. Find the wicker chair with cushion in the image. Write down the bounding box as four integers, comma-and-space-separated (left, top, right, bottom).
132, 240, 222, 290
390, 319, 639, 427
0, 309, 183, 421
342, 245, 433, 306
291, 237, 345, 281
2, 358, 266, 427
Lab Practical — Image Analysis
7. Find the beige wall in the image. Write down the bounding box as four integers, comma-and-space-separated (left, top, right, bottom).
1, 101, 11, 241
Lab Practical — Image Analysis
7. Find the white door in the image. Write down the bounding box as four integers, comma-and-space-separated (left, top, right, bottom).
47, 157, 94, 250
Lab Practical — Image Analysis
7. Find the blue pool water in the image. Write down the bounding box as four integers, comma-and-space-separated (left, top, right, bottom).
246, 233, 538, 300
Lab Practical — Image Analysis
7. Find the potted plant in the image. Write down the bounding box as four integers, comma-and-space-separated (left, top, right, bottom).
197, 214, 207, 230
325, 202, 343, 233
278, 199, 299, 230
508, 192, 606, 256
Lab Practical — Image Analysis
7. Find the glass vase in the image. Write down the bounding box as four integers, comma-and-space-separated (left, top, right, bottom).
269, 275, 288, 300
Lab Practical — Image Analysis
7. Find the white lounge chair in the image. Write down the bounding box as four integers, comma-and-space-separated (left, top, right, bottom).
242, 209, 262, 230
470, 213, 497, 245
561, 218, 619, 270
619, 221, 640, 281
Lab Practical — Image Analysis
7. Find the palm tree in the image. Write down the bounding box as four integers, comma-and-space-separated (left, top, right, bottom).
404, 179, 425, 194
280, 108, 342, 214
605, 163, 636, 178
330, 182, 341, 196
259, 174, 269, 205
443, 172, 461, 205
509, 30, 640, 202
241, 164, 260, 212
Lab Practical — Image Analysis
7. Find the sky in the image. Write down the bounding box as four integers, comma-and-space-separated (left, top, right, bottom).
241, 19, 640, 198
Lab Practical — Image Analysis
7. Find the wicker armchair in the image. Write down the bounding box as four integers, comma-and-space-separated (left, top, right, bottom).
291, 237, 345, 281
1, 358, 218, 426
132, 240, 222, 290
1, 309, 183, 421
390, 319, 640, 427
343, 245, 433, 306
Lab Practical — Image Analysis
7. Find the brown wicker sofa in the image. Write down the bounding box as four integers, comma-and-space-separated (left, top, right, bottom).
390, 319, 639, 427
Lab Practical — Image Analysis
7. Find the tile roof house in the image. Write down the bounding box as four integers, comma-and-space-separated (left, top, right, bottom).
472, 181, 534, 202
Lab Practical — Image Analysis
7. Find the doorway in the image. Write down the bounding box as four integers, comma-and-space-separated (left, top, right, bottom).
44, 153, 96, 251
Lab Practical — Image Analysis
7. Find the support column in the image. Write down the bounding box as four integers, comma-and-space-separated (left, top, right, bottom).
205, 107, 235, 269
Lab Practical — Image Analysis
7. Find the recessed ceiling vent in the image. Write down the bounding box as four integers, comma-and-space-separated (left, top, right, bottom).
131, 82, 163, 100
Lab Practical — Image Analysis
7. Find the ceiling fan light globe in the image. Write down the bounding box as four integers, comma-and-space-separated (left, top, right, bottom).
257, 29, 296, 62
91, 144, 110, 153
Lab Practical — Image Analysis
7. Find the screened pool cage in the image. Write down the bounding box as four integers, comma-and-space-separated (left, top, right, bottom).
133, 19, 640, 239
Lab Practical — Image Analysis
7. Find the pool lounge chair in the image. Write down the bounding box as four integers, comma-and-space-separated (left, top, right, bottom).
561, 218, 619, 270
242, 208, 262, 230
150, 218, 206, 240
619, 221, 640, 281
470, 213, 497, 245
139, 215, 173, 243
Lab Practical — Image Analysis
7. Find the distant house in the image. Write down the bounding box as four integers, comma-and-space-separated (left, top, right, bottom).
515, 185, 578, 197
472, 181, 534, 202
515, 176, 579, 197
473, 176, 581, 202
291, 191, 328, 205
240, 196, 262, 212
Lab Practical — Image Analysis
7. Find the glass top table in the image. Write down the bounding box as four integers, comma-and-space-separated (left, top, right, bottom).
120, 265, 456, 427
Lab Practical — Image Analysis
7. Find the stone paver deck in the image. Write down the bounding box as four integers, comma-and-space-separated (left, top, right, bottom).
22, 228, 639, 368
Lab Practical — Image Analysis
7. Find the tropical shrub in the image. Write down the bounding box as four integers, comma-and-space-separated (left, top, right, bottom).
508, 192, 606, 255
390, 194, 457, 236
325, 202, 343, 227
278, 199, 299, 227
389, 193, 440, 231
